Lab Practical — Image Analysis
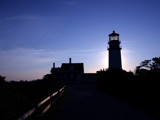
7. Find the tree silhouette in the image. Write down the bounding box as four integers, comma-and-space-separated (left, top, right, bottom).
0, 75, 5, 86
135, 57, 160, 75
151, 57, 160, 72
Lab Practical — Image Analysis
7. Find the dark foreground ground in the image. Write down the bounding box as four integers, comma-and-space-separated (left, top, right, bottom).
41, 84, 155, 120
0, 80, 61, 120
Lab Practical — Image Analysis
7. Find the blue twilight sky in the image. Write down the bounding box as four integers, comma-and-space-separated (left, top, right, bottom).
0, 0, 160, 81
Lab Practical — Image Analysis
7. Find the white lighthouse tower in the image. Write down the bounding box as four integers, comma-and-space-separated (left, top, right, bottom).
108, 31, 122, 70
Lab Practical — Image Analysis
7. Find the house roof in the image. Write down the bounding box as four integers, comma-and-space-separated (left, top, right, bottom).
50, 67, 61, 74
61, 63, 84, 72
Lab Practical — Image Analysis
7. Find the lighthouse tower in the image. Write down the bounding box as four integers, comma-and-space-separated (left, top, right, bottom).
108, 31, 122, 70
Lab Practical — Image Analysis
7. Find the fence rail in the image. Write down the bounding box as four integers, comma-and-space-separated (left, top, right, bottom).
18, 86, 65, 120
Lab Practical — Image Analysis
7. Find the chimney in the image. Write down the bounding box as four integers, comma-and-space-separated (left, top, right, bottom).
53, 63, 55, 68
69, 58, 71, 64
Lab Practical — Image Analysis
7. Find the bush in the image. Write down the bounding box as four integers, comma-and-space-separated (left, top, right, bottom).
97, 69, 134, 91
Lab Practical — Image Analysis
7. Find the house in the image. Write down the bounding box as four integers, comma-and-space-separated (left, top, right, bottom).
50, 58, 84, 83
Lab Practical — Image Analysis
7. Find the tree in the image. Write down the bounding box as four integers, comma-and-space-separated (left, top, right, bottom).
151, 57, 160, 72
135, 57, 160, 75
0, 75, 5, 86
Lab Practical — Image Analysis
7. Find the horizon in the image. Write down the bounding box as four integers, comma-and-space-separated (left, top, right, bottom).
0, 0, 160, 81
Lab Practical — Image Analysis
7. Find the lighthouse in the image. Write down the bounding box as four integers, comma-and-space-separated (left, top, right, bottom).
108, 31, 122, 70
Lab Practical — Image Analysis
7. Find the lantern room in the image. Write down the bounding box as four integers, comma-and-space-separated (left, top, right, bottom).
109, 30, 119, 41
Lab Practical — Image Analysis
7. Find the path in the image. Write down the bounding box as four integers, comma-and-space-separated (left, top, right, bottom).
42, 84, 155, 120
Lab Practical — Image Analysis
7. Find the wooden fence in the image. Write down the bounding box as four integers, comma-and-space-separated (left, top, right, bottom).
18, 86, 65, 120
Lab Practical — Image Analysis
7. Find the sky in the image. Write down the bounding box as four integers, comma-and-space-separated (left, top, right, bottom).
0, 0, 160, 81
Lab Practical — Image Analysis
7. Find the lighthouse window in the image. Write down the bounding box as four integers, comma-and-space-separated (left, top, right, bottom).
110, 36, 118, 40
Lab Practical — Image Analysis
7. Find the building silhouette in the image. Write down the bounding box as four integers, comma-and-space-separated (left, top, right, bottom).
51, 58, 84, 83
61, 58, 84, 83
108, 31, 122, 70
50, 58, 97, 83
